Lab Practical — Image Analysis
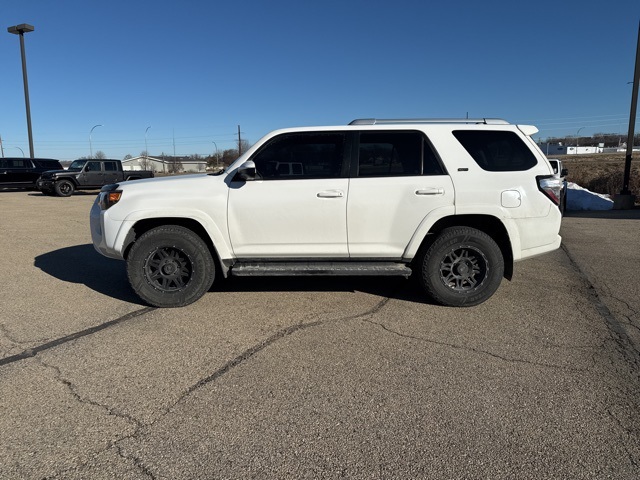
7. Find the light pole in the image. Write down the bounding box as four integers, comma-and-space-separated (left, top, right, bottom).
89, 124, 102, 159
144, 126, 151, 161
212, 140, 219, 169
13, 146, 25, 157
7, 23, 35, 159
576, 127, 585, 154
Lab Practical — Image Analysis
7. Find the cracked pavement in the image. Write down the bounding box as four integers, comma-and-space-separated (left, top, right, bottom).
1, 191, 639, 479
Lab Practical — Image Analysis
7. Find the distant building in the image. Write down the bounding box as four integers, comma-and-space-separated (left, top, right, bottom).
541, 143, 567, 155
566, 146, 602, 155
122, 155, 207, 173
539, 143, 610, 155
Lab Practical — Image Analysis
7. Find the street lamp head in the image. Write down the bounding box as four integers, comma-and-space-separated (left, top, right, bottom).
8, 24, 35, 35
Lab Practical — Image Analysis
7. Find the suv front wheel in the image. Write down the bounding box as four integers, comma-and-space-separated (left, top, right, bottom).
54, 179, 75, 197
127, 225, 215, 307
420, 227, 504, 307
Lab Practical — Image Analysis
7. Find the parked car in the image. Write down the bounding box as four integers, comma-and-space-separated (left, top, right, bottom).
91, 118, 564, 308
0, 157, 63, 189
37, 159, 154, 197
548, 159, 568, 214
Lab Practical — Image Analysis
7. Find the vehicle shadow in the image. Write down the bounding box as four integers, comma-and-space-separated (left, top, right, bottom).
34, 244, 431, 306
214, 274, 430, 305
34, 244, 144, 304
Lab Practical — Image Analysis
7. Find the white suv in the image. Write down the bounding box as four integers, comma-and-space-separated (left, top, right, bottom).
90, 118, 563, 308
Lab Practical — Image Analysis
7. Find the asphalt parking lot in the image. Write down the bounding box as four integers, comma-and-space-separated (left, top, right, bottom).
1, 189, 639, 479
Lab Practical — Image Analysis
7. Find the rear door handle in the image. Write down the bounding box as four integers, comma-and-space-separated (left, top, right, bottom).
317, 190, 344, 198
415, 188, 444, 196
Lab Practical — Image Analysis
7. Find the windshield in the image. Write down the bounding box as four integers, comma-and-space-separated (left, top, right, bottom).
68, 160, 87, 171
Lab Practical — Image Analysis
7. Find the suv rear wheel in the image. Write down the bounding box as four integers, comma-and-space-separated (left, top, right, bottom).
127, 225, 215, 307
420, 227, 504, 307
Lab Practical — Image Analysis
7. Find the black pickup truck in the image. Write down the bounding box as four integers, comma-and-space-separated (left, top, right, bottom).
37, 159, 154, 197
0, 157, 64, 189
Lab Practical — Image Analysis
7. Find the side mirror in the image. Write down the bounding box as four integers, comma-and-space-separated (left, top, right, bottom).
235, 160, 257, 181
560, 168, 568, 177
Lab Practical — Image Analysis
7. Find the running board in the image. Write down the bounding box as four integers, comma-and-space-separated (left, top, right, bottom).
230, 261, 412, 277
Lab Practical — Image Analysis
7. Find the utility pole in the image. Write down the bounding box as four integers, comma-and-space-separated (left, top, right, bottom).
0, 135, 4, 158
237, 125, 242, 155
614, 20, 640, 209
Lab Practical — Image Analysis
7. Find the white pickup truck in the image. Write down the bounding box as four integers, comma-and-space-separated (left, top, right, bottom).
547, 158, 568, 214
90, 118, 563, 308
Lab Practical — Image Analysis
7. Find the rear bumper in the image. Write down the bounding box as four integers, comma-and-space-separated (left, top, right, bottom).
518, 234, 562, 261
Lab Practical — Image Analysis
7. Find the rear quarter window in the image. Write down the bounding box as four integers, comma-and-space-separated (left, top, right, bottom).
34, 159, 63, 169
453, 130, 537, 172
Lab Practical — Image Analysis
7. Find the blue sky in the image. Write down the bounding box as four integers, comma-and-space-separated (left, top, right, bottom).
2, 0, 639, 160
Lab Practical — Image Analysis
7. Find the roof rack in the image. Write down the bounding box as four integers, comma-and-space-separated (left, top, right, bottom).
349, 118, 509, 126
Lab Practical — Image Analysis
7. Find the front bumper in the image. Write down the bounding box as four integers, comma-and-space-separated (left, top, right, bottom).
90, 198, 126, 259
36, 178, 54, 191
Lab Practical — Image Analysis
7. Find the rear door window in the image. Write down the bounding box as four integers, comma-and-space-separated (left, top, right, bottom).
453, 130, 537, 171
9, 159, 29, 169
356, 131, 445, 177
86, 161, 102, 172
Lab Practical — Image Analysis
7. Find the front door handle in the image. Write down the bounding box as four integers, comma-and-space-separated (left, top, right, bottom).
415, 188, 444, 196
317, 190, 344, 198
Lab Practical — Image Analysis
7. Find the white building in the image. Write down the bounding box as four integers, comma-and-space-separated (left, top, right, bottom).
121, 156, 207, 173
565, 146, 603, 155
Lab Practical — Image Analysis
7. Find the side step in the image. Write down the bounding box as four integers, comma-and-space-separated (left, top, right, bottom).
230, 261, 412, 277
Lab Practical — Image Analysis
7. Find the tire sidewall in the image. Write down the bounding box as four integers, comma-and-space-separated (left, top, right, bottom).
127, 226, 215, 307
421, 228, 504, 307
54, 180, 74, 197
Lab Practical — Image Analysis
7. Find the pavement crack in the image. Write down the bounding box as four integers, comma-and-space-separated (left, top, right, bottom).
562, 243, 640, 364
37, 357, 143, 430
0, 307, 155, 367
606, 408, 640, 469
0, 322, 22, 345
183, 297, 391, 398
35, 357, 157, 479
105, 296, 392, 480
137, 297, 393, 425
363, 318, 587, 372
114, 444, 157, 480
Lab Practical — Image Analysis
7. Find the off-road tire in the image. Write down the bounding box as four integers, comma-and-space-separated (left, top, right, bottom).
420, 227, 504, 307
54, 180, 75, 197
127, 225, 215, 308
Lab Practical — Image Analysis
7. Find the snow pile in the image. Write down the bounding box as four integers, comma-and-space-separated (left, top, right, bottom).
566, 182, 613, 211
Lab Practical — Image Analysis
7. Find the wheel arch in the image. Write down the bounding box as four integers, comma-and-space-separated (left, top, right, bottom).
122, 217, 227, 276
413, 215, 514, 280
56, 176, 78, 186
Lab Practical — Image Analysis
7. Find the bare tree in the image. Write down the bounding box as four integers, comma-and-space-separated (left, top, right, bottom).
168, 158, 183, 174
94, 150, 106, 159
139, 151, 152, 170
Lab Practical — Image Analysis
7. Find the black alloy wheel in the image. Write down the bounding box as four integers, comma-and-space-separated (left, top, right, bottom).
127, 225, 215, 307
420, 226, 504, 307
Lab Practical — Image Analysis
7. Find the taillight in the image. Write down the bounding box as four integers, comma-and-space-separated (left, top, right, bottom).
537, 176, 563, 205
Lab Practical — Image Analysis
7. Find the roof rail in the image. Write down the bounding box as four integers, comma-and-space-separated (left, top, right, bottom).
349, 118, 509, 126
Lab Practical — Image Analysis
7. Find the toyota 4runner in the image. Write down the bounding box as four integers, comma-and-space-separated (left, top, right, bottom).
90, 118, 564, 308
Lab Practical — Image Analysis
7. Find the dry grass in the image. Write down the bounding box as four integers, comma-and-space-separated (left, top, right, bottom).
553, 153, 640, 197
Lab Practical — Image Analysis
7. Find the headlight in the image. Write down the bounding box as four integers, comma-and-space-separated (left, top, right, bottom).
98, 185, 122, 210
